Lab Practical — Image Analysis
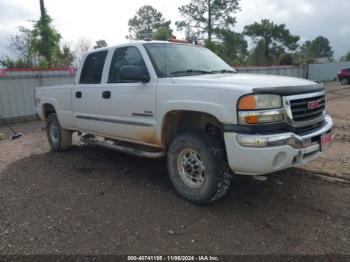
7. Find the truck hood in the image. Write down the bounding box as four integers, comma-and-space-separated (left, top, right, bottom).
172, 73, 324, 96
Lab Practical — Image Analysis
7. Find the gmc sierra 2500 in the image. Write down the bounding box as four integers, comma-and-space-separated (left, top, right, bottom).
35, 40, 333, 204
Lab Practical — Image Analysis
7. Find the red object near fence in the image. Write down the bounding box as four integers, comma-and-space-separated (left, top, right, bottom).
0, 69, 6, 77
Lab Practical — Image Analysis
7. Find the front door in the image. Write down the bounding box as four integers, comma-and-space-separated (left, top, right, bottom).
99, 46, 157, 146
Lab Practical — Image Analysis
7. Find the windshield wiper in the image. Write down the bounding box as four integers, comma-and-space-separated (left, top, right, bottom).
211, 69, 236, 74
170, 69, 214, 77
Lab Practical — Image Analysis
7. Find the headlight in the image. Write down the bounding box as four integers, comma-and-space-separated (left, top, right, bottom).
238, 94, 284, 124
238, 94, 282, 110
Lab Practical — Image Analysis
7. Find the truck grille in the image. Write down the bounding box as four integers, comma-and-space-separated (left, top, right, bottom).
290, 95, 325, 122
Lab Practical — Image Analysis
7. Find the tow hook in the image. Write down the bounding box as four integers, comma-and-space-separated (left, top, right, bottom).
294, 151, 304, 164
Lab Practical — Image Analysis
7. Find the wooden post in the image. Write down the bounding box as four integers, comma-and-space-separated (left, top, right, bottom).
39, 0, 45, 18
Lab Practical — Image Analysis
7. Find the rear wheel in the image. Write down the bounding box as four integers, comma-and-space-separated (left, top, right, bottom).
167, 131, 233, 204
46, 113, 72, 151
341, 78, 349, 85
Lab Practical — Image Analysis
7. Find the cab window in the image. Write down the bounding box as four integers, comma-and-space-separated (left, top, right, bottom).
79, 51, 108, 84
108, 46, 148, 83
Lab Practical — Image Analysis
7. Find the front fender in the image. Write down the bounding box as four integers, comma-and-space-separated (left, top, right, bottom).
156, 100, 233, 141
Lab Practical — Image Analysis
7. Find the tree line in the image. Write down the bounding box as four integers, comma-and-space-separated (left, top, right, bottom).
128, 2, 340, 66
0, 9, 108, 69
1, 0, 349, 69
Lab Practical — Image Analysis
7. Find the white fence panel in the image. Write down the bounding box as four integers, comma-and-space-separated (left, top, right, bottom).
308, 62, 350, 81
0, 69, 75, 120
236, 65, 305, 79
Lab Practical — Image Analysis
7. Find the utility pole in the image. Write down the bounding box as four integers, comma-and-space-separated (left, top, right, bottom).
39, 0, 45, 18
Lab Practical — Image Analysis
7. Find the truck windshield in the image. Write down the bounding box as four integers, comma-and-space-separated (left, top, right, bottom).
144, 43, 235, 78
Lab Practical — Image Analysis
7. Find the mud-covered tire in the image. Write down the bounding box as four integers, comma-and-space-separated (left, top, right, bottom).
167, 131, 233, 204
46, 113, 72, 152
341, 78, 349, 85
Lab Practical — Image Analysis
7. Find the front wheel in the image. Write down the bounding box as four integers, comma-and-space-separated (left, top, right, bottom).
167, 131, 233, 204
341, 78, 349, 85
46, 113, 72, 152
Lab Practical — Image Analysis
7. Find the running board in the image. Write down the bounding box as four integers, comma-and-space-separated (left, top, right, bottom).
80, 135, 165, 159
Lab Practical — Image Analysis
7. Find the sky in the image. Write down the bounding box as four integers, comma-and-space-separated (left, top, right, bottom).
0, 0, 349, 59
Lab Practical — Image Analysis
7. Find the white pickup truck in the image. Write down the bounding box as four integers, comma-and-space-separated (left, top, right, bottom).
35, 40, 333, 204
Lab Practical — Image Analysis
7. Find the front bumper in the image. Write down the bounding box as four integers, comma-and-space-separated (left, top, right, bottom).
224, 115, 333, 175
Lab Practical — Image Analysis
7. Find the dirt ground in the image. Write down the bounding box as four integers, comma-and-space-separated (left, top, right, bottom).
0, 82, 349, 255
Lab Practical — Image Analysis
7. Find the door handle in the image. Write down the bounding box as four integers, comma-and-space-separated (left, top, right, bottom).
76, 91, 82, 98
102, 91, 111, 99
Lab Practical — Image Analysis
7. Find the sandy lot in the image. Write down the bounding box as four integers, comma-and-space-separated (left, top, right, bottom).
0, 82, 349, 255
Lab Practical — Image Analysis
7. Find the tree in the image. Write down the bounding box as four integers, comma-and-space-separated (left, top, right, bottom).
0, 5, 75, 68
205, 30, 247, 65
247, 40, 269, 65
75, 38, 93, 65
77, 38, 93, 53
340, 52, 350, 61
300, 36, 334, 59
57, 44, 75, 67
153, 26, 173, 41
1, 26, 37, 68
1, 26, 75, 68
243, 19, 299, 65
183, 28, 200, 44
278, 53, 293, 65
0, 56, 31, 68
32, 11, 61, 67
94, 40, 108, 49
176, 0, 240, 41
218, 30, 247, 64
7, 26, 37, 67
127, 5, 171, 40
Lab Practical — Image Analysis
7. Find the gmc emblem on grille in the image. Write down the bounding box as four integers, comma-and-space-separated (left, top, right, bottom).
308, 99, 322, 110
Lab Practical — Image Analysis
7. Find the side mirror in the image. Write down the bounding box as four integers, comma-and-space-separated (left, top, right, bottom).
119, 65, 150, 83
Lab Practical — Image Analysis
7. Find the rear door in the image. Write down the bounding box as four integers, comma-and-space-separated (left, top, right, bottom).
72, 50, 108, 134
99, 45, 157, 145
